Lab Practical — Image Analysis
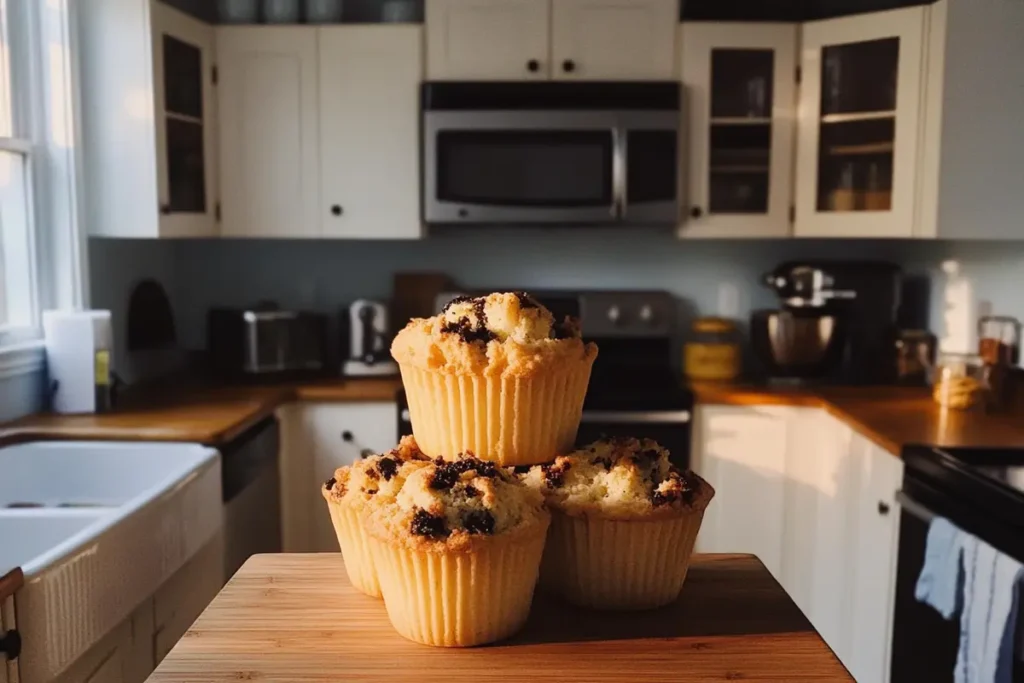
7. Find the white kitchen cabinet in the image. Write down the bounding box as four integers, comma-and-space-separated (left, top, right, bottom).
679, 22, 798, 239
319, 27, 423, 240
279, 402, 399, 553
153, 532, 225, 663
849, 434, 903, 683
794, 6, 926, 238
691, 404, 790, 580
217, 27, 320, 238
80, 0, 218, 238
551, 0, 677, 81
426, 0, 550, 80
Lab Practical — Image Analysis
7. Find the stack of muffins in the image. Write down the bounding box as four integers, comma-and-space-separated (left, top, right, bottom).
321, 292, 714, 647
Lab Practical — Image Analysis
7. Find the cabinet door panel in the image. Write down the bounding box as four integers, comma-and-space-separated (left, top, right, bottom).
308, 403, 398, 552
849, 438, 903, 683
680, 22, 797, 238
795, 6, 927, 237
552, 0, 677, 81
319, 27, 422, 239
779, 408, 824, 618
151, 1, 218, 237
217, 27, 320, 238
693, 405, 788, 580
427, 0, 550, 80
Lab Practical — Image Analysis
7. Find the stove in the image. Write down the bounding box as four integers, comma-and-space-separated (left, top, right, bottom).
398, 290, 693, 466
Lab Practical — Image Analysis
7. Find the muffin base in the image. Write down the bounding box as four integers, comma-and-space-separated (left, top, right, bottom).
540, 510, 706, 610
325, 496, 381, 598
367, 515, 550, 647
399, 361, 593, 467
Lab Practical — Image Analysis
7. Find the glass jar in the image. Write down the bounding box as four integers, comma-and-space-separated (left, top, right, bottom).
684, 317, 741, 381
932, 352, 984, 410
978, 315, 1021, 366
895, 329, 936, 386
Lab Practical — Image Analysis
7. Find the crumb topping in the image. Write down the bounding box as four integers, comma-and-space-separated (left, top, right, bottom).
521, 437, 713, 519
390, 292, 598, 377
321, 435, 430, 506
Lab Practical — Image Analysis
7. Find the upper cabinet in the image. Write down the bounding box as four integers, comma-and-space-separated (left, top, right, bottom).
426, 0, 678, 81
550, 0, 678, 81
319, 26, 423, 240
80, 0, 219, 238
794, 6, 926, 238
217, 27, 320, 238
679, 22, 798, 238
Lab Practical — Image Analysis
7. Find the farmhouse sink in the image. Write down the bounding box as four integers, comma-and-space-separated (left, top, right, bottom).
0, 441, 222, 682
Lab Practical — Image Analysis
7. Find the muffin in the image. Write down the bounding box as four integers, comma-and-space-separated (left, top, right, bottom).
391, 292, 598, 467
523, 437, 714, 610
321, 436, 429, 597
362, 456, 550, 646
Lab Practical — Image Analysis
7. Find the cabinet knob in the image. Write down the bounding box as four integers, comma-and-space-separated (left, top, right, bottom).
527, 59, 540, 73
159, 204, 171, 215
689, 206, 704, 219
341, 430, 353, 442
562, 59, 576, 73
0, 629, 21, 661
457, 208, 469, 219
331, 204, 344, 217
878, 501, 891, 516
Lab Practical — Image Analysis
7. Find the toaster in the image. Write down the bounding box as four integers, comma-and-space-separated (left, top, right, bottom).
207, 307, 328, 378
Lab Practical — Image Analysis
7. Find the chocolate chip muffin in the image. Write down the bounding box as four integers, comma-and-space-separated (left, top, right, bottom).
362, 455, 550, 646
523, 437, 714, 610
390, 292, 598, 467
321, 436, 429, 597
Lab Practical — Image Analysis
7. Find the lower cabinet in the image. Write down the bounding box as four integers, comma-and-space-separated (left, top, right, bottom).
693, 403, 903, 683
278, 401, 399, 553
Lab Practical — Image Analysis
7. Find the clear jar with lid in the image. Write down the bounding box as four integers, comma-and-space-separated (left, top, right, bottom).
932, 352, 985, 410
684, 317, 741, 381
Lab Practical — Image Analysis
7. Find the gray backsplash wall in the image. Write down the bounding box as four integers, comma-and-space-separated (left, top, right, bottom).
87, 233, 1024, 368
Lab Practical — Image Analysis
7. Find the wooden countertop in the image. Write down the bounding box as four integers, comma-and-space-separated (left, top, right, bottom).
0, 568, 23, 604
692, 382, 1024, 455
0, 377, 403, 447
147, 553, 850, 682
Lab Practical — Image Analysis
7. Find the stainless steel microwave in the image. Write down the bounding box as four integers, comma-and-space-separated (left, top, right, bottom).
422, 82, 682, 226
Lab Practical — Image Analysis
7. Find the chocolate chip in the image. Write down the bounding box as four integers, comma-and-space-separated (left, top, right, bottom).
681, 471, 702, 505
551, 316, 580, 340
462, 510, 495, 535
543, 462, 570, 488
514, 292, 540, 309
441, 295, 474, 314
377, 457, 400, 481
324, 477, 336, 490
653, 490, 679, 507
410, 509, 449, 538
512, 465, 533, 474
430, 458, 501, 490
365, 467, 380, 481
597, 458, 613, 471
463, 485, 480, 498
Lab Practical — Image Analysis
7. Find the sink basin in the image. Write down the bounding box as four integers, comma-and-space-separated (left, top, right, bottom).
0, 441, 222, 681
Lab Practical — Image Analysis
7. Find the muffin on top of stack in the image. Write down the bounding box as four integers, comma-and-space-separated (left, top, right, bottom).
322, 292, 713, 647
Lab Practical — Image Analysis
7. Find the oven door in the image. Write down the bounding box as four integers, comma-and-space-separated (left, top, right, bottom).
575, 409, 692, 469
425, 111, 620, 224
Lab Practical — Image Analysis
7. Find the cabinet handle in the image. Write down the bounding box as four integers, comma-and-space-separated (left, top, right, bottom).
527, 59, 540, 73
689, 206, 704, 219
878, 501, 891, 516
562, 59, 576, 73
331, 204, 344, 217
341, 430, 353, 442
159, 204, 171, 215
0, 629, 21, 661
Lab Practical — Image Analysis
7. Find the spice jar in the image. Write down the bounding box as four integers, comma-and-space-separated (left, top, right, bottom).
932, 352, 984, 410
978, 315, 1021, 412
684, 317, 741, 381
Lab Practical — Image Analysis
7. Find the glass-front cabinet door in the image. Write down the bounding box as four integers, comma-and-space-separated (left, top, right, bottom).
680, 23, 798, 238
150, 1, 218, 237
795, 7, 927, 238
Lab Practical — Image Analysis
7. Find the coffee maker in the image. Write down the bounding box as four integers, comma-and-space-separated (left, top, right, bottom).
752, 261, 902, 384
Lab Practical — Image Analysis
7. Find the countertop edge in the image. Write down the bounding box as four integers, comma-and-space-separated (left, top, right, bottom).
0, 568, 23, 603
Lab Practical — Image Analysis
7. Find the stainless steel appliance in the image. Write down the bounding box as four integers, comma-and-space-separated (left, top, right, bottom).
400, 290, 693, 466
422, 82, 682, 226
222, 416, 282, 580
342, 299, 399, 377
207, 306, 328, 379
753, 260, 902, 384
892, 446, 1024, 682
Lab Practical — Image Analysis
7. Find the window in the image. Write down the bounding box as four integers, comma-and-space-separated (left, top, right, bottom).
0, 0, 82, 349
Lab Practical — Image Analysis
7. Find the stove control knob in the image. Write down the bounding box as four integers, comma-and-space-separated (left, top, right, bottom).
639, 304, 655, 324
606, 305, 622, 325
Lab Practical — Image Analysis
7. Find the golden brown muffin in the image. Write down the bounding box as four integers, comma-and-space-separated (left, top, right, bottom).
523, 437, 714, 610
362, 456, 550, 647
391, 292, 598, 467
321, 436, 429, 597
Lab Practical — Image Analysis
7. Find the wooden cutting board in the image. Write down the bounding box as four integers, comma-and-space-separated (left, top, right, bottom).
149, 553, 849, 681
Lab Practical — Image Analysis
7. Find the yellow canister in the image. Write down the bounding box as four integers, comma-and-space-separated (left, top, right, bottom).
684, 317, 741, 381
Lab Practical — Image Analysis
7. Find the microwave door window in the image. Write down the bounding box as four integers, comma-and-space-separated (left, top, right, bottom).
436, 131, 614, 214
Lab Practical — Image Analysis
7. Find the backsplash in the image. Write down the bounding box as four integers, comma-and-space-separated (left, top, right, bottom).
87, 233, 1024, 370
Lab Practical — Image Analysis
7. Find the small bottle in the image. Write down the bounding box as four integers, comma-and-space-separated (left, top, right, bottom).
830, 163, 858, 211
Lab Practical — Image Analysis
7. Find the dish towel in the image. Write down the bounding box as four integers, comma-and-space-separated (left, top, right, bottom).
954, 536, 1024, 683
916, 516, 966, 619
